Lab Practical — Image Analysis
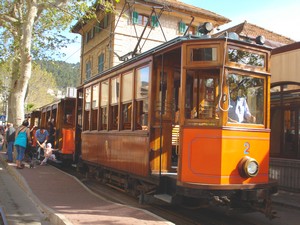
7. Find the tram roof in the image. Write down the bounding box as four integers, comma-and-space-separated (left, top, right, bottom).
83, 34, 271, 85
32, 97, 76, 113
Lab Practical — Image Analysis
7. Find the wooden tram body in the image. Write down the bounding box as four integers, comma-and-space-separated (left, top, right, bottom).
29, 98, 76, 161
76, 34, 276, 217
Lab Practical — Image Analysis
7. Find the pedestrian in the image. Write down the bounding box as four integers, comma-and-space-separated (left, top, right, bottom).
0, 132, 4, 151
14, 120, 31, 169
40, 143, 58, 166
5, 123, 15, 163
35, 126, 49, 160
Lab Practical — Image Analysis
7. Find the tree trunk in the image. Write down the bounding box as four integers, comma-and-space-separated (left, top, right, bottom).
11, 1, 37, 126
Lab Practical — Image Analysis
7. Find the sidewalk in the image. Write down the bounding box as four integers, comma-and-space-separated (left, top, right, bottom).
0, 152, 174, 225
272, 190, 300, 210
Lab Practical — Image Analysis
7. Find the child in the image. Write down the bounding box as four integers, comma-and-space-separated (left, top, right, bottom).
40, 143, 58, 165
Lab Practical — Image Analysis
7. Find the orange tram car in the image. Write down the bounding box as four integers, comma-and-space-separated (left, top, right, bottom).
29, 97, 76, 163
74, 30, 277, 218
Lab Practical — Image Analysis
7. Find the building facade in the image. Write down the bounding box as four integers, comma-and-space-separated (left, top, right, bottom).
72, 0, 230, 84
270, 43, 300, 192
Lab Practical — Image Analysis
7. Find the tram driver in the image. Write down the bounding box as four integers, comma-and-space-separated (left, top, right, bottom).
228, 85, 256, 123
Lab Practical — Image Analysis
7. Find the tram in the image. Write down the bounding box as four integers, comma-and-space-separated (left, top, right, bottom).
73, 28, 277, 218
29, 97, 77, 163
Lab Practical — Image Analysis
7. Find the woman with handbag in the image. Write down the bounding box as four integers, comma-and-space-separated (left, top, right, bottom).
14, 120, 31, 169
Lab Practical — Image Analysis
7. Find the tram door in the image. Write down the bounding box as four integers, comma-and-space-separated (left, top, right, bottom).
75, 89, 83, 163
150, 63, 180, 173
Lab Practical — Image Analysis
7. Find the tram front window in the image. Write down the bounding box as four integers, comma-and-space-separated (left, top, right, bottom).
227, 73, 264, 125
185, 70, 219, 125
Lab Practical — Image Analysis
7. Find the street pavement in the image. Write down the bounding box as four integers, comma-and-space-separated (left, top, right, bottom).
0, 158, 51, 224
0, 151, 174, 225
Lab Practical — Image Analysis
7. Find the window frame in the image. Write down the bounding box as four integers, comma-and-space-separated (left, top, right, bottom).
98, 52, 105, 73
109, 76, 120, 130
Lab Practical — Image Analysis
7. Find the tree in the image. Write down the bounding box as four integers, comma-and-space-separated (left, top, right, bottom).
36, 60, 80, 89
0, 0, 118, 126
26, 63, 58, 112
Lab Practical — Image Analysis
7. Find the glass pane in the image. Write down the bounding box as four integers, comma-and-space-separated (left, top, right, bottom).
122, 72, 133, 102
228, 48, 265, 67
160, 72, 167, 115
85, 87, 91, 111
283, 109, 297, 157
92, 84, 99, 109
192, 48, 217, 61
100, 81, 108, 107
111, 77, 120, 104
101, 107, 107, 130
227, 73, 264, 124
111, 105, 118, 130
122, 103, 132, 130
136, 66, 149, 99
136, 100, 148, 130
185, 70, 219, 123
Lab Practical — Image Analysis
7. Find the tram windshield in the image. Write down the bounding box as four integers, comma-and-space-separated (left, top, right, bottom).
185, 70, 220, 126
227, 73, 264, 125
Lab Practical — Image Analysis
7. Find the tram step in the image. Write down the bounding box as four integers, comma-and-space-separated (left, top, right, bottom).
154, 194, 172, 203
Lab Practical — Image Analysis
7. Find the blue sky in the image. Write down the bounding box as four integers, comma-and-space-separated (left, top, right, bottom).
184, 0, 300, 41
61, 0, 300, 63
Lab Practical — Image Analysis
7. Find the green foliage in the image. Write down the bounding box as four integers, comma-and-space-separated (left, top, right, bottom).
36, 60, 80, 89
0, 61, 11, 94
0, 0, 119, 124
23, 60, 79, 112
26, 64, 58, 111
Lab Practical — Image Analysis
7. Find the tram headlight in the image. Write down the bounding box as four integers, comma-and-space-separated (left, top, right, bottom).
238, 157, 259, 178
255, 35, 265, 45
198, 22, 214, 35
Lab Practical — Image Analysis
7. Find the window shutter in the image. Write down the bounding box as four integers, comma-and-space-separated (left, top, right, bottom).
178, 21, 186, 34
195, 26, 200, 36
103, 15, 108, 28
86, 62, 91, 79
85, 33, 89, 43
95, 22, 101, 32
151, 15, 158, 27
132, 11, 139, 24
90, 27, 94, 39
98, 54, 104, 73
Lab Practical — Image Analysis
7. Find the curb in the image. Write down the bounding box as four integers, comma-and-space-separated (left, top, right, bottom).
0, 157, 72, 225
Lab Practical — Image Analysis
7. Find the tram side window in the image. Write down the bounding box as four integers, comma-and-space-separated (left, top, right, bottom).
83, 86, 91, 131
121, 72, 133, 130
100, 81, 108, 130
91, 84, 99, 130
227, 73, 264, 124
185, 70, 219, 123
135, 66, 149, 130
77, 90, 83, 128
110, 77, 120, 130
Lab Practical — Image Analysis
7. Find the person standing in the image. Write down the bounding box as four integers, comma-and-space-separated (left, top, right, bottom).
14, 120, 31, 169
5, 123, 15, 163
35, 126, 49, 160
0, 132, 4, 151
